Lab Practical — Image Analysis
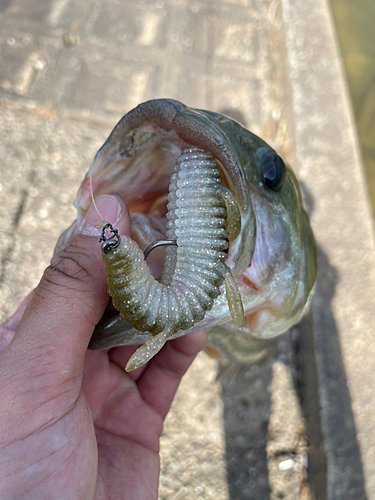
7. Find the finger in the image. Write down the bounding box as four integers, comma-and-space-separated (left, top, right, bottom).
7, 195, 130, 372
136, 330, 208, 418
83, 349, 135, 419
1, 291, 33, 331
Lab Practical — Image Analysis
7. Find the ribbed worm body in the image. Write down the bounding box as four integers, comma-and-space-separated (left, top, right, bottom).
102, 147, 244, 370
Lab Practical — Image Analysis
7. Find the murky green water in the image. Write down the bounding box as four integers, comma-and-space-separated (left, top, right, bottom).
330, 0, 375, 220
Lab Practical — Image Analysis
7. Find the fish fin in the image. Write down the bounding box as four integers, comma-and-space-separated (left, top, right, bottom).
125, 328, 172, 372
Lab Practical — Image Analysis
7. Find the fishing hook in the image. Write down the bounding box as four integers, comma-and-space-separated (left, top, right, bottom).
143, 239, 177, 260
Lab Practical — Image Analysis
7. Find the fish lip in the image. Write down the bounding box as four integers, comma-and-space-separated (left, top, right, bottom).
95, 98, 256, 275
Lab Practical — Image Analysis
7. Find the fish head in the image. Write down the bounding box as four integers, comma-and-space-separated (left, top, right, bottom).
55, 99, 317, 350
235, 141, 317, 340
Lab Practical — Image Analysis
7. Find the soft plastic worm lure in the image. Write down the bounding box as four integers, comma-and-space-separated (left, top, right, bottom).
100, 147, 245, 371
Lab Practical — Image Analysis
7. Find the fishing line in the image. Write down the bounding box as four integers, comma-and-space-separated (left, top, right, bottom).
88, 168, 122, 231
89, 169, 105, 223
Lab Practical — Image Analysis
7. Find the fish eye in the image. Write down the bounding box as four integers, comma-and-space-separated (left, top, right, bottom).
256, 148, 286, 191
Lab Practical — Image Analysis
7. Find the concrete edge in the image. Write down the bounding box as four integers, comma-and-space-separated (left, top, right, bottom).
281, 0, 375, 497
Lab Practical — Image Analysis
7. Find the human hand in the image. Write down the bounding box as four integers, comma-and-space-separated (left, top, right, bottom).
0, 196, 207, 500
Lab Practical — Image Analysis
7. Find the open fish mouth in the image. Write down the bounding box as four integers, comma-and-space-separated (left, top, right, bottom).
85, 124, 251, 278
72, 100, 257, 274
55, 99, 317, 367
56, 101, 257, 341
76, 100, 257, 370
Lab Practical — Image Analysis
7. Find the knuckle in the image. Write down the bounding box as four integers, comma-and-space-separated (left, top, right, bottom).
44, 245, 95, 291
52, 252, 90, 281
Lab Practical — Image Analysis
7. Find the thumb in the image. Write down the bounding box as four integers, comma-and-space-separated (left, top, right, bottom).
8, 195, 130, 369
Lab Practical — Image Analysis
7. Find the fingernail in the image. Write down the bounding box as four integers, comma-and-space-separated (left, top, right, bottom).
79, 195, 123, 236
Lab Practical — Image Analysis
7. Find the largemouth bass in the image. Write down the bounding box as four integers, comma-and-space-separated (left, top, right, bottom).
55, 99, 317, 370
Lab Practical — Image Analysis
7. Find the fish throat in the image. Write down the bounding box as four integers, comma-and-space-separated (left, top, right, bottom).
101, 147, 245, 371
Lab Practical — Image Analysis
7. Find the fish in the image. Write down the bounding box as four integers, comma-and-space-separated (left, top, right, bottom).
55, 99, 317, 370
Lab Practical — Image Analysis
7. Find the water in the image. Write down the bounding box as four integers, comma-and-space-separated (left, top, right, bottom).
330, 0, 375, 220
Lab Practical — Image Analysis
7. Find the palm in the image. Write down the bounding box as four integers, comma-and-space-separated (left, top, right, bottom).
54, 335, 204, 500
60, 337, 204, 500
83, 347, 163, 500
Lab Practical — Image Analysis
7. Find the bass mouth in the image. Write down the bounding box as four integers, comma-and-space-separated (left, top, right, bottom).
79, 124, 241, 275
